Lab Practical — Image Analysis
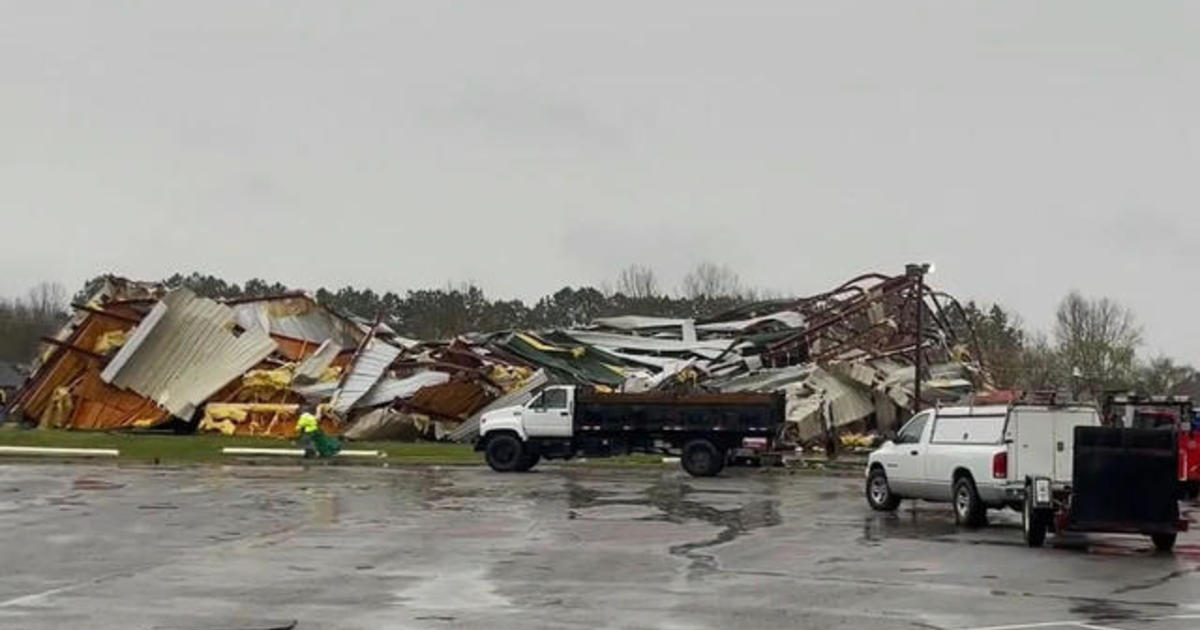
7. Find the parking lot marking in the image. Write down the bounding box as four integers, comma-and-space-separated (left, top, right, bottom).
960, 621, 1109, 630
960, 614, 1200, 630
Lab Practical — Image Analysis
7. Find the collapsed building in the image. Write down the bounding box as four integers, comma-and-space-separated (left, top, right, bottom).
8, 268, 991, 446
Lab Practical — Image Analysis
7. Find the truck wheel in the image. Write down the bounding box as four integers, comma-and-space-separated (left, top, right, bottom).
485, 434, 525, 472
1151, 533, 1177, 552
515, 452, 541, 472
713, 449, 728, 475
953, 476, 987, 528
1022, 490, 1048, 548
681, 439, 722, 477
866, 468, 901, 511
1182, 481, 1199, 501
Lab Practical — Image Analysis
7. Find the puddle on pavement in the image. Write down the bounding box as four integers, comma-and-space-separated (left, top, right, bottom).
860, 507, 960, 544
561, 475, 782, 577
1069, 598, 1141, 620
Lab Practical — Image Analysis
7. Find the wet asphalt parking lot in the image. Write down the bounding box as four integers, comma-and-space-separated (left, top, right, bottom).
0, 463, 1196, 630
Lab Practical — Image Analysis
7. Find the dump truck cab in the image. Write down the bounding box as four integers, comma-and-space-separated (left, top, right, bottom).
477, 385, 576, 441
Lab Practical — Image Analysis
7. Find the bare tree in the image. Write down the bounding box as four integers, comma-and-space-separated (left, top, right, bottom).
1136, 356, 1196, 394
1054, 291, 1141, 396
614, 264, 659, 299
1017, 332, 1064, 391
26, 282, 67, 319
681, 262, 742, 300
0, 282, 69, 363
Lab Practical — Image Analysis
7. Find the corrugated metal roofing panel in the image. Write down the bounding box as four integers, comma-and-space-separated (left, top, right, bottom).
447, 369, 548, 442
562, 330, 739, 357
230, 296, 361, 347
294, 339, 342, 382
100, 289, 277, 419
592, 316, 691, 331
713, 364, 815, 392
292, 380, 339, 400
695, 311, 805, 333
784, 367, 875, 442
498, 333, 626, 386
354, 371, 450, 409
594, 348, 694, 370
330, 339, 402, 414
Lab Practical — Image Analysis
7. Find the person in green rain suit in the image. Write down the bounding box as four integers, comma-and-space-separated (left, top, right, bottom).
296, 405, 340, 458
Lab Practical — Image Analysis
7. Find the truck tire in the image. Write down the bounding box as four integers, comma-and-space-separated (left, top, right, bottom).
712, 450, 728, 475
953, 476, 987, 528
681, 439, 722, 477
866, 467, 901, 511
485, 434, 525, 472
1182, 481, 1199, 501
1022, 490, 1048, 548
1151, 533, 1177, 552
515, 451, 541, 472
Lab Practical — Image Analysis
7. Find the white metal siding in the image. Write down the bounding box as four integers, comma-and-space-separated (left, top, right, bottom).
330, 339, 402, 414
101, 289, 277, 418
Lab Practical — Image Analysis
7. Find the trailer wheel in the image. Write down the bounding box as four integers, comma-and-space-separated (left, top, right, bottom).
866, 468, 901, 511
1151, 533, 1177, 552
681, 439, 722, 477
485, 434, 525, 472
1022, 490, 1048, 548
953, 476, 987, 528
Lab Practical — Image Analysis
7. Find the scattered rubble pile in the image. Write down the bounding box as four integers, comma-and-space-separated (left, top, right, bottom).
8, 269, 991, 446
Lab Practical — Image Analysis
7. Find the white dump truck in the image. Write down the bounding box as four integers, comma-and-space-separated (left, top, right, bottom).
475, 385, 785, 477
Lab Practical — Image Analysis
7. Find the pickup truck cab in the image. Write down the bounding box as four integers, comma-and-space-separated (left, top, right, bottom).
866, 403, 1100, 527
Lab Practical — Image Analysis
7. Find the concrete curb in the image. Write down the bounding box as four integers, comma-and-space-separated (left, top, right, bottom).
221, 447, 383, 458
0, 445, 119, 457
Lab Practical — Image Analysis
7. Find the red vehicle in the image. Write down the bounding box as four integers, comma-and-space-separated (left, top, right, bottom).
1104, 394, 1199, 499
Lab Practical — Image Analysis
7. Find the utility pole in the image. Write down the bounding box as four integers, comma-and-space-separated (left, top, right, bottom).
906, 263, 932, 414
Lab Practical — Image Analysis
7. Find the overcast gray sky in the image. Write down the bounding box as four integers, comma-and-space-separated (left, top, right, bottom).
2, 2, 1198, 360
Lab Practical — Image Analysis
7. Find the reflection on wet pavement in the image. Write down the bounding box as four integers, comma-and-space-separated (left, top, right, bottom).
0, 464, 1195, 630
561, 475, 782, 576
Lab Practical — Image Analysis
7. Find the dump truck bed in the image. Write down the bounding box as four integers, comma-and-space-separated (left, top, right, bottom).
573, 391, 785, 437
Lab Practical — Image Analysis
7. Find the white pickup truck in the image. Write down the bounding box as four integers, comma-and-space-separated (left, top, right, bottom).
865, 403, 1101, 527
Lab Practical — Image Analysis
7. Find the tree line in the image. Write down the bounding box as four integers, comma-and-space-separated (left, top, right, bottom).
0, 264, 761, 362
963, 293, 1195, 398
0, 283, 69, 366
2, 266, 1195, 401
